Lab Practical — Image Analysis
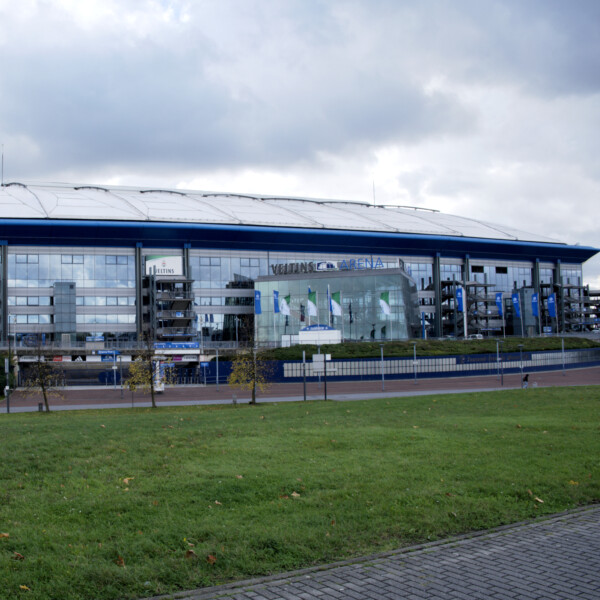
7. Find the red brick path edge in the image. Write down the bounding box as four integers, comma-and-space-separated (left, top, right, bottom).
4, 366, 599, 412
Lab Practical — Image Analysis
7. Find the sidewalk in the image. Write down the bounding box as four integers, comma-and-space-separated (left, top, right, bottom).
146, 505, 600, 600
4, 365, 600, 412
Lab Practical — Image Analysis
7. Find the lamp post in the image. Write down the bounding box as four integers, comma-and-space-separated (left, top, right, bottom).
498, 339, 504, 386
380, 343, 385, 391
412, 342, 418, 384
518, 344, 524, 384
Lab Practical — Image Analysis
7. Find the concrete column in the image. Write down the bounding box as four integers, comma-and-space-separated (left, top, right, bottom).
135, 243, 144, 339
433, 253, 442, 338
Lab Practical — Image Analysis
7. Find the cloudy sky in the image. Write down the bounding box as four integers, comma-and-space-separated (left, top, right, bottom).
1, 0, 599, 284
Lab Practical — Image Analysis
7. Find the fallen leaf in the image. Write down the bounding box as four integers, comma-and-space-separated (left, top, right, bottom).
214, 500, 222, 505
516, 424, 522, 429
115, 556, 125, 567
569, 480, 579, 486
331, 519, 336, 526
185, 549, 197, 559
279, 494, 289, 500
100, 425, 105, 428
236, 475, 243, 479
0, 533, 9, 539
19, 585, 30, 591
291, 491, 300, 498
123, 478, 134, 485
206, 554, 217, 565
535, 497, 544, 503
527, 489, 533, 496
445, 492, 455, 497
13, 552, 25, 560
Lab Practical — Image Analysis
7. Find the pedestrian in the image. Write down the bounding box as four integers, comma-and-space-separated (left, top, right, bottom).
522, 373, 529, 389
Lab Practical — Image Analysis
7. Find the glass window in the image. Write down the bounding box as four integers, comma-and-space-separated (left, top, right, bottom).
16, 255, 27, 263
117, 256, 128, 265
73, 255, 84, 264
28, 254, 39, 263
16, 296, 27, 306
61, 255, 73, 264
106, 255, 117, 264
107, 297, 117, 306
27, 297, 39, 306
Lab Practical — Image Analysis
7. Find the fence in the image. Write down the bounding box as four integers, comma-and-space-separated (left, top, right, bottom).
198, 347, 600, 386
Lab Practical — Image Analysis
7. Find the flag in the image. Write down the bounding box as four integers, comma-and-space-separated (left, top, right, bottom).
548, 293, 557, 318
273, 290, 280, 314
254, 290, 262, 314
456, 287, 464, 312
379, 291, 391, 315
280, 294, 291, 316
495, 292, 503, 317
531, 293, 539, 317
307, 290, 317, 317
511, 292, 521, 318
331, 291, 342, 316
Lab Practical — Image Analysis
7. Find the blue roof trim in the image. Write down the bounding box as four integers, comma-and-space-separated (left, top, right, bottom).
0, 218, 597, 263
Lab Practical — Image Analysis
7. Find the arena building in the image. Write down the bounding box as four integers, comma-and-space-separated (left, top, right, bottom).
0, 182, 598, 360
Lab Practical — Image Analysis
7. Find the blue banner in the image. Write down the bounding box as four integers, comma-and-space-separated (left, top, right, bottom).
531, 293, 539, 317
495, 292, 503, 317
511, 292, 521, 318
456, 287, 464, 312
254, 290, 262, 314
548, 293, 557, 318
273, 290, 280, 313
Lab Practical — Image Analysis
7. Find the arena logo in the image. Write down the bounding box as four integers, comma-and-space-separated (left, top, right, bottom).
145, 255, 183, 276
271, 257, 385, 276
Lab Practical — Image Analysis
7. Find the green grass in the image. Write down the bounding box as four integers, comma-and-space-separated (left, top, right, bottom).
1, 387, 599, 600
219, 336, 600, 361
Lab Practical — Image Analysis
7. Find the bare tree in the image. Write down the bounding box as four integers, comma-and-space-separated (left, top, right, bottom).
21, 343, 64, 412
227, 346, 274, 405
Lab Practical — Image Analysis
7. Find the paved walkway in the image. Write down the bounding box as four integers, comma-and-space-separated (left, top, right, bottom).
147, 505, 600, 600
4, 365, 600, 412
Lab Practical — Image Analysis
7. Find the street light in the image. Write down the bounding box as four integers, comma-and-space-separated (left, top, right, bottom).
498, 339, 504, 386
412, 342, 418, 384
518, 343, 524, 385
380, 343, 385, 391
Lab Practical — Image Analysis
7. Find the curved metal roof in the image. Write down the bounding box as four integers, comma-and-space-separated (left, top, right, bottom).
0, 181, 561, 244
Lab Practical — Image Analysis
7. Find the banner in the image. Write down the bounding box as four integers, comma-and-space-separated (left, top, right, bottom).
254, 290, 262, 315
273, 290, 280, 314
495, 292, 503, 317
548, 293, 557, 318
379, 291, 391, 315
511, 292, 521, 318
330, 291, 342, 316
280, 295, 291, 316
307, 290, 317, 317
531, 293, 539, 317
456, 287, 464, 312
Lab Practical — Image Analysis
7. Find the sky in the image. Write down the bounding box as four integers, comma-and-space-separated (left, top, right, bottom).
1, 0, 599, 285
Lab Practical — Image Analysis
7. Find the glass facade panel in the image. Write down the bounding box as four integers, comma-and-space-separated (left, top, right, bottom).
255, 268, 419, 344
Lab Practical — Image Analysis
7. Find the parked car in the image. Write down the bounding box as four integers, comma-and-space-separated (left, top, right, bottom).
467, 333, 484, 340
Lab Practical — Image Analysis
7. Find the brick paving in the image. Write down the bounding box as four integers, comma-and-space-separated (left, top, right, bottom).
146, 506, 600, 600
5, 365, 600, 412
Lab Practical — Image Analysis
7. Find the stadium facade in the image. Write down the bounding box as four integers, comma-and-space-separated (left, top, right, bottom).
0, 182, 598, 359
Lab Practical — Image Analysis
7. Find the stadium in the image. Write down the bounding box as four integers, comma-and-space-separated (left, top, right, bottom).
0, 182, 598, 367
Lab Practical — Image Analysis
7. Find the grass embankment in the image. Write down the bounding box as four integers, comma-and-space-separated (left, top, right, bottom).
222, 336, 600, 361
1, 387, 599, 600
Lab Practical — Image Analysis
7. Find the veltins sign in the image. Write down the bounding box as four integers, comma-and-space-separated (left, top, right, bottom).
145, 255, 183, 276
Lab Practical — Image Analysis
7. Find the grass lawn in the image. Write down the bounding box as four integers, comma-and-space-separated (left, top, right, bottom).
1, 387, 599, 600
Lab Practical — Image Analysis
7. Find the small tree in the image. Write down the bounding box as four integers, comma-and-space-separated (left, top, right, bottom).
22, 353, 64, 412
125, 354, 158, 408
227, 347, 273, 405
125, 335, 179, 408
